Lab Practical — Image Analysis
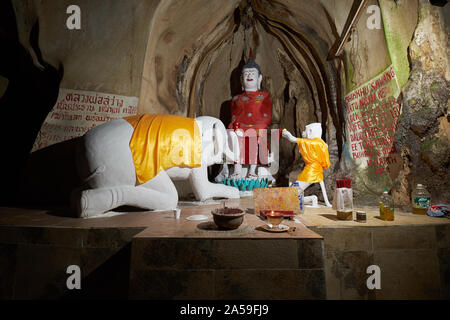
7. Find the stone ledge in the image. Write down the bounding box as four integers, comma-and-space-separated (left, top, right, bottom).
1, 198, 448, 299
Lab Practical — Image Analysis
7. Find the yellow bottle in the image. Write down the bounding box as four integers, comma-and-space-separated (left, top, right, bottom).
379, 190, 394, 221
411, 184, 431, 215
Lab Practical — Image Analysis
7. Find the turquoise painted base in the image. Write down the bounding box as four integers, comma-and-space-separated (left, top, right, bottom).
219, 178, 270, 191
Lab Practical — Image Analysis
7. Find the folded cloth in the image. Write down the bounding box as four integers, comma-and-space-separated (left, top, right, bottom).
124, 114, 202, 184
427, 204, 450, 217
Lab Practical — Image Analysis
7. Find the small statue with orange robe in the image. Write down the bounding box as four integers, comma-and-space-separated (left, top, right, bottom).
282, 123, 332, 207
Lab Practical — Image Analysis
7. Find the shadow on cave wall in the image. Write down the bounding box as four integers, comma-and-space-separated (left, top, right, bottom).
209, 53, 247, 181
0, 0, 63, 206
219, 52, 247, 127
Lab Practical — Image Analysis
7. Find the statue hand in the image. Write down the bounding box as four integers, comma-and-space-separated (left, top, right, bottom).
282, 129, 297, 143
282, 129, 292, 138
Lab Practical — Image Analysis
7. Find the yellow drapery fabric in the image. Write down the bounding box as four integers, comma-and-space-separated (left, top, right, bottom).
296, 137, 330, 183
124, 114, 202, 184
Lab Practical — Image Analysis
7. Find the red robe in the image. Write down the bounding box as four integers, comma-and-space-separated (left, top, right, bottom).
228, 90, 272, 164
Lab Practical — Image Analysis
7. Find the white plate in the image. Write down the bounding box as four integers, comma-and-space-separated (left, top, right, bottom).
261, 223, 290, 233
186, 214, 209, 221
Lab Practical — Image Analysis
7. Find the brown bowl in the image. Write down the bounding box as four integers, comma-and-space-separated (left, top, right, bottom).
211, 208, 244, 230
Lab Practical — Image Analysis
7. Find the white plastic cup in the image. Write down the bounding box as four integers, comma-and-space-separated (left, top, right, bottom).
173, 208, 181, 220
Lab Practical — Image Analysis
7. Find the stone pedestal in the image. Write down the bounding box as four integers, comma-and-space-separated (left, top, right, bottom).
128, 205, 326, 299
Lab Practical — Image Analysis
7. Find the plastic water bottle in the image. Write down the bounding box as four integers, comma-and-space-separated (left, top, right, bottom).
291, 182, 304, 214
379, 189, 394, 221
411, 184, 431, 215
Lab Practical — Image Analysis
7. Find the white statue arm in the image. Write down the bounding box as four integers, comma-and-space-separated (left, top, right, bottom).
282, 129, 299, 143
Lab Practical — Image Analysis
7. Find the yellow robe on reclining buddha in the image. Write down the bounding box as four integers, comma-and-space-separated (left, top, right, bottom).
296, 137, 330, 183
124, 114, 202, 184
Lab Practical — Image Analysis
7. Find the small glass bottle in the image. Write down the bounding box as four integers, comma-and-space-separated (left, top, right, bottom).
379, 190, 394, 221
411, 184, 431, 215
298, 187, 304, 214
291, 181, 304, 214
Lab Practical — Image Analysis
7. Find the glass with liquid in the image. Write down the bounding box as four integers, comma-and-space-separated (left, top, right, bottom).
336, 186, 353, 220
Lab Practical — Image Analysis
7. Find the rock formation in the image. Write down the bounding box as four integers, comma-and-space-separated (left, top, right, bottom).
392, 0, 449, 205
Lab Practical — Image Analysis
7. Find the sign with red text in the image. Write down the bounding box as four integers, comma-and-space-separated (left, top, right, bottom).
32, 88, 138, 151
345, 65, 401, 176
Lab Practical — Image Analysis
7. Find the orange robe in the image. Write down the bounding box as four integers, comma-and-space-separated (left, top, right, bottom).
296, 137, 330, 183
124, 114, 202, 184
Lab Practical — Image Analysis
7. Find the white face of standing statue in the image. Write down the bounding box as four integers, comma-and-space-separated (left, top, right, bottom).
242, 67, 262, 92
304, 123, 322, 140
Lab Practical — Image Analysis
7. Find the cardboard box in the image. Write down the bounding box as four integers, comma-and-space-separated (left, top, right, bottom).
253, 187, 300, 215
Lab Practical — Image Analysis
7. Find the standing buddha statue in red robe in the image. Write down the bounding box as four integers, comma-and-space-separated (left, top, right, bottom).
226, 52, 273, 180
